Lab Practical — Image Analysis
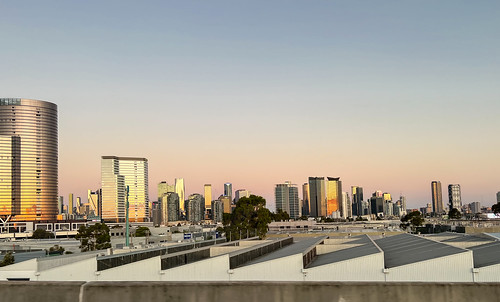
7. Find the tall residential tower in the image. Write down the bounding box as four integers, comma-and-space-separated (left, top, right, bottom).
0, 98, 58, 221
431, 181, 444, 214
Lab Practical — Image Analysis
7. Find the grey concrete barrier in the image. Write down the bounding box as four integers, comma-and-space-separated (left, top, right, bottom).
2, 281, 500, 302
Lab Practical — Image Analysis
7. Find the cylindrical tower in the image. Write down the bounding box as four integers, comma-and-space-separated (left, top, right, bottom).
0, 98, 58, 221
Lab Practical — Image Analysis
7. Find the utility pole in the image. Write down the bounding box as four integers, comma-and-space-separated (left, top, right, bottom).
125, 185, 130, 247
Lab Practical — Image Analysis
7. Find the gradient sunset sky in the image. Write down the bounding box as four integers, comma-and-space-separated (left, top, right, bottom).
1, 1, 499, 210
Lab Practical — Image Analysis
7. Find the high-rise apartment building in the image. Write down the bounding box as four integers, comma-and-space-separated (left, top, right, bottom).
302, 183, 310, 216
0, 98, 58, 221
160, 192, 179, 224
235, 189, 250, 202
275, 181, 299, 219
309, 177, 326, 217
158, 181, 174, 200
326, 177, 342, 217
470, 201, 481, 214
341, 192, 350, 218
101, 156, 149, 222
497, 192, 500, 203
186, 193, 205, 223
57, 196, 63, 215
211, 199, 224, 223
448, 184, 462, 211
175, 178, 185, 211
431, 181, 444, 214
224, 183, 232, 201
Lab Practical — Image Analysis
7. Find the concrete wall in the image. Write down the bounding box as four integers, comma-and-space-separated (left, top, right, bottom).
385, 251, 474, 282
306, 253, 385, 282
1, 281, 500, 302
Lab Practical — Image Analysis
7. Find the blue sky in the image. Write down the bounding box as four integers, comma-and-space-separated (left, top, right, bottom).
1, 1, 499, 209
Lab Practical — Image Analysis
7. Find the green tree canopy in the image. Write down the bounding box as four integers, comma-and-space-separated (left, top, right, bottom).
32, 228, 55, 239
0, 252, 14, 267
401, 211, 424, 230
492, 202, 500, 216
448, 208, 462, 219
219, 195, 272, 240
135, 226, 151, 237
75, 223, 111, 252
272, 209, 290, 222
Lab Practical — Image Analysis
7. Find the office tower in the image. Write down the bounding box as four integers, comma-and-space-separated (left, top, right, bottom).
101, 156, 149, 222
309, 177, 326, 217
341, 192, 350, 218
88, 189, 101, 217
302, 183, 310, 216
0, 98, 58, 221
76, 197, 82, 210
57, 196, 63, 215
219, 195, 232, 213
157, 181, 169, 200
186, 193, 205, 223
175, 178, 185, 211
211, 199, 224, 223
235, 189, 250, 202
224, 183, 232, 201
399, 195, 407, 214
351, 186, 364, 216
151, 201, 161, 227
370, 192, 384, 216
275, 181, 300, 219
448, 184, 462, 211
204, 184, 212, 208
497, 192, 500, 203
326, 177, 342, 217
69, 193, 74, 215
431, 181, 444, 214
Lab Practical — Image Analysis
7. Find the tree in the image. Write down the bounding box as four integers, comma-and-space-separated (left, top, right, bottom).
75, 223, 111, 252
272, 209, 290, 222
493, 202, 500, 216
0, 252, 14, 267
48, 245, 65, 255
32, 228, 55, 239
401, 211, 424, 230
135, 226, 151, 237
219, 195, 272, 240
448, 208, 462, 219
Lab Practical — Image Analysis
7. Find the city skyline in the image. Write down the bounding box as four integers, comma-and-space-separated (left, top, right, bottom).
1, 1, 499, 210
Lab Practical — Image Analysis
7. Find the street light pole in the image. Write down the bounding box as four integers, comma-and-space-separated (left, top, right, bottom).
125, 185, 130, 247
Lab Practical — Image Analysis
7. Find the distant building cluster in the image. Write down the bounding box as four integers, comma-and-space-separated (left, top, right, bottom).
275, 177, 407, 220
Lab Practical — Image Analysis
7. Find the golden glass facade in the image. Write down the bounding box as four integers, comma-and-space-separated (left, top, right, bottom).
326, 177, 342, 216
101, 156, 149, 222
0, 98, 58, 221
204, 184, 212, 208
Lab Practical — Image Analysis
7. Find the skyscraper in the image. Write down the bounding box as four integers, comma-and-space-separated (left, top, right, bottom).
351, 186, 364, 216
211, 199, 224, 223
326, 177, 342, 217
302, 183, 310, 216
275, 181, 300, 219
431, 181, 444, 214
448, 184, 462, 211
204, 184, 212, 208
224, 183, 232, 201
309, 177, 326, 217
0, 98, 58, 221
69, 193, 74, 216
88, 189, 101, 218
497, 192, 500, 203
101, 156, 149, 222
175, 178, 185, 211
341, 192, 350, 218
186, 193, 205, 223
234, 189, 250, 202
161, 192, 179, 224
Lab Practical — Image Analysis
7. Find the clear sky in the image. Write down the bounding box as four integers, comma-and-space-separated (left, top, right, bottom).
1, 1, 499, 210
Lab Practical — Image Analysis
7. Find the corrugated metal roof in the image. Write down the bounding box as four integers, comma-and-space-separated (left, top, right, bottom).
309, 235, 380, 268
468, 241, 500, 268
241, 236, 326, 266
374, 233, 467, 268
442, 234, 494, 243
